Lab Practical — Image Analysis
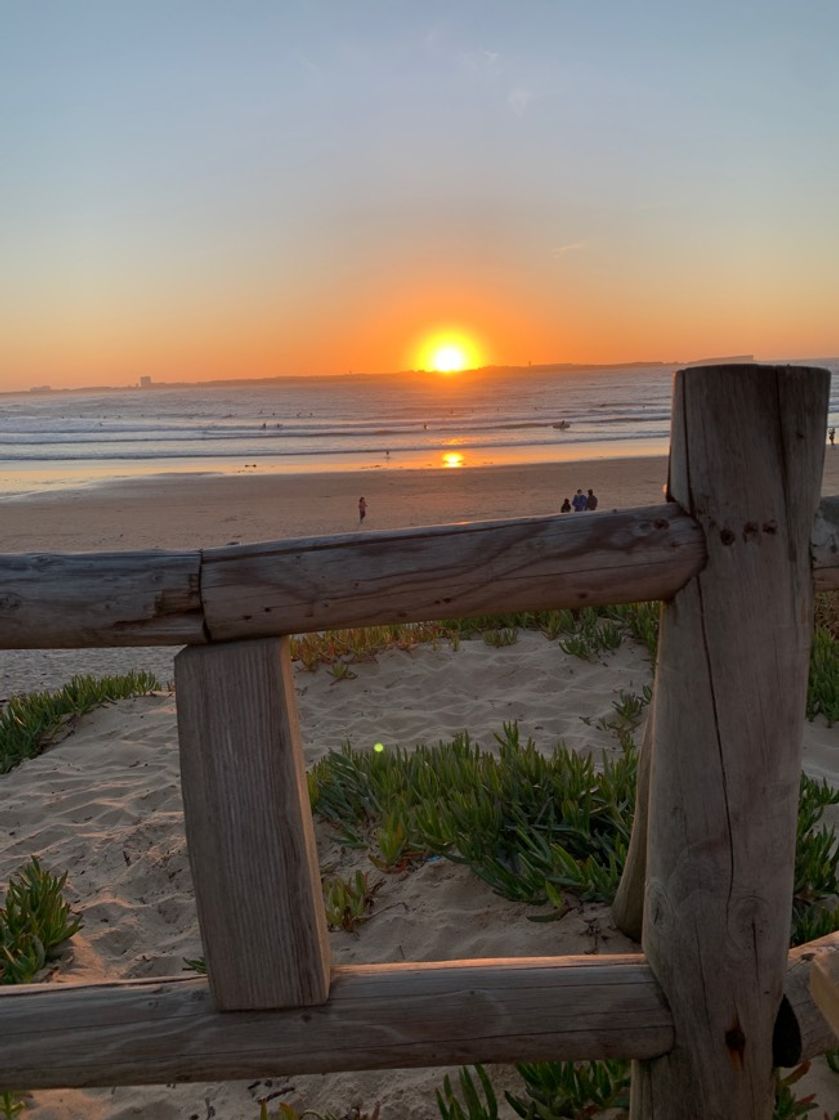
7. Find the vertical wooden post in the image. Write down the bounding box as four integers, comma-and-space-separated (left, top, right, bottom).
630, 365, 829, 1118
612, 710, 654, 942
175, 637, 330, 1011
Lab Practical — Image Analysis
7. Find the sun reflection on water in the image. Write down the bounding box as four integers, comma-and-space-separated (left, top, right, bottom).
442, 451, 465, 468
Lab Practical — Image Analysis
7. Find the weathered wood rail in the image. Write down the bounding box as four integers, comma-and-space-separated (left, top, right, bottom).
2, 496, 838, 648
0, 364, 837, 1119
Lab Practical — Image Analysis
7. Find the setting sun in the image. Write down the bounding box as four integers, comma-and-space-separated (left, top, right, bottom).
414, 329, 483, 375
432, 345, 467, 373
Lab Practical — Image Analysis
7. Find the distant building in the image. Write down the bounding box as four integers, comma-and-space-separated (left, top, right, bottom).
139, 376, 152, 389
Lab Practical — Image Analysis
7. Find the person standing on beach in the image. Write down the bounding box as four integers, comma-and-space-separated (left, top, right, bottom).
560, 497, 571, 512
572, 489, 587, 512
358, 496, 367, 523
830, 427, 835, 447
586, 488, 598, 510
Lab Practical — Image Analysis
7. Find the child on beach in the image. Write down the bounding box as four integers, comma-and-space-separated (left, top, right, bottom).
560, 497, 571, 512
358, 496, 367, 523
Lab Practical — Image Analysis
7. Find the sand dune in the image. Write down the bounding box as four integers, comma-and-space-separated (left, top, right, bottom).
2, 454, 838, 1116
2, 632, 837, 1118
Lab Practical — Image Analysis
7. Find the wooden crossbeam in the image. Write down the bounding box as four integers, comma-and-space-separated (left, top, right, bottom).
0, 956, 672, 1089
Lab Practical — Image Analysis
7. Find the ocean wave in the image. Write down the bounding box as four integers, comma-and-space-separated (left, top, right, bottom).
0, 428, 672, 462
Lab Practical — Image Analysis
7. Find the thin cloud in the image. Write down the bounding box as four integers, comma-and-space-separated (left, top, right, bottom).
508, 87, 534, 114
460, 47, 502, 73
552, 242, 587, 257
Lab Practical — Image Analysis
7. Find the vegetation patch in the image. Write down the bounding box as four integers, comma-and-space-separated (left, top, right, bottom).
289, 596, 839, 732
0, 671, 159, 775
436, 1060, 838, 1120
310, 713, 839, 946
323, 870, 382, 933
0, 858, 83, 1118
0, 857, 82, 985
808, 625, 839, 726
288, 605, 661, 675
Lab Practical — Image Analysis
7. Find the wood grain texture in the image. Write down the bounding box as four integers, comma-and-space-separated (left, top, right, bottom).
175, 638, 330, 1010
611, 711, 655, 942
0, 550, 205, 647
1, 493, 837, 649
0, 955, 672, 1088
199, 504, 705, 639
2, 939, 833, 1091
630, 365, 830, 1119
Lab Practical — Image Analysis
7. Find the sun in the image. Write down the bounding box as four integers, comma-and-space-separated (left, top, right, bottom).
414, 329, 483, 375
432, 344, 467, 373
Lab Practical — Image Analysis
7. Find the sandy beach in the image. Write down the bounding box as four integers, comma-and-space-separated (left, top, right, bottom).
2, 452, 838, 700
0, 456, 679, 553
2, 454, 839, 1118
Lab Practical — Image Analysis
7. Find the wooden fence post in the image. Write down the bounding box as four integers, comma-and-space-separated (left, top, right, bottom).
612, 710, 654, 942
175, 637, 330, 1011
629, 365, 829, 1118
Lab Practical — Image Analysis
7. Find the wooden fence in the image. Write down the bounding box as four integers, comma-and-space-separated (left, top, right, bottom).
1, 364, 839, 1118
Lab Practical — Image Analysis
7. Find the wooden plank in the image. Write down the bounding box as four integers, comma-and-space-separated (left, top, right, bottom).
1, 936, 834, 1090
630, 365, 830, 1119
611, 710, 655, 942
0, 550, 205, 647
1, 493, 836, 650
809, 954, 839, 1041
175, 638, 330, 1010
0, 955, 673, 1088
200, 504, 705, 641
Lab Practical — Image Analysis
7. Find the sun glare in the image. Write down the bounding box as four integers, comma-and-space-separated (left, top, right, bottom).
433, 345, 467, 373
415, 330, 483, 375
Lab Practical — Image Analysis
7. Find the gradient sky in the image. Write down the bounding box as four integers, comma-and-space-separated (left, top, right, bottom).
2, 0, 839, 390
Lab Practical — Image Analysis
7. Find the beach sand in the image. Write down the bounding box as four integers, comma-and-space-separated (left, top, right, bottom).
2, 454, 839, 1117
2, 451, 838, 699
0, 456, 678, 553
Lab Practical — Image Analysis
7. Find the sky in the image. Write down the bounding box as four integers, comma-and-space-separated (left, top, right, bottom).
1, 0, 839, 390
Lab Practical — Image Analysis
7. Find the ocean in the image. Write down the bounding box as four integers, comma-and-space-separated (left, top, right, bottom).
1, 362, 837, 499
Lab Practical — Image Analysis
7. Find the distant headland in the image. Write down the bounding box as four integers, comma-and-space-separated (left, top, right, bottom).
14, 354, 839, 397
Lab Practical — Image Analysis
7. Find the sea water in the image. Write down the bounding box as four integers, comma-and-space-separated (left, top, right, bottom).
1, 362, 837, 499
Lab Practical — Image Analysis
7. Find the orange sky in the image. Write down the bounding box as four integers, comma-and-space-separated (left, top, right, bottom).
2, 4, 839, 391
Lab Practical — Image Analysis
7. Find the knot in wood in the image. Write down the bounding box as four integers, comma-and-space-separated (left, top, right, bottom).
719, 528, 736, 546
725, 1022, 746, 1069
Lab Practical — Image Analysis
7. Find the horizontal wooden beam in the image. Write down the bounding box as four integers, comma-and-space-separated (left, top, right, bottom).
0, 498, 835, 650
0, 955, 671, 1088
776, 931, 839, 1065
0, 549, 205, 648
0, 504, 705, 648
1, 936, 834, 1090
199, 503, 705, 641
